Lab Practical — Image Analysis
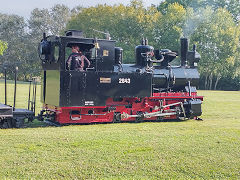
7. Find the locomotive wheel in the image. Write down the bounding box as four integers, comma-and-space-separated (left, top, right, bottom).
135, 111, 144, 123
175, 106, 186, 121
113, 113, 121, 123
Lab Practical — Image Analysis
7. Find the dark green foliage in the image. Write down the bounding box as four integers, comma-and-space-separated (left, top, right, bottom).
216, 76, 240, 91
157, 0, 240, 22
0, 13, 38, 80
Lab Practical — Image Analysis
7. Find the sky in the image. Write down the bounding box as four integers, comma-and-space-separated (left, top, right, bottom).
0, 0, 162, 19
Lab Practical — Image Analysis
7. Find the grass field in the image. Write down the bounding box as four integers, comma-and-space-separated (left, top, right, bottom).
0, 82, 240, 179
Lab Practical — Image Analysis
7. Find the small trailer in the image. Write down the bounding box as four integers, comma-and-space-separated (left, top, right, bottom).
0, 67, 36, 128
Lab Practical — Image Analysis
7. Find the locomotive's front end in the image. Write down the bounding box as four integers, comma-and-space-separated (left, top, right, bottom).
131, 37, 203, 120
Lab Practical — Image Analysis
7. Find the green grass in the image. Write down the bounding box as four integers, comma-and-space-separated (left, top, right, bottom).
0, 82, 240, 179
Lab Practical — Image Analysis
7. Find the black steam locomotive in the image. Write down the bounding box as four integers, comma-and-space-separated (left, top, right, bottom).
37, 30, 203, 125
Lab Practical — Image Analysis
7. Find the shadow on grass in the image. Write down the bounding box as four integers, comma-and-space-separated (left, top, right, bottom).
24, 118, 186, 129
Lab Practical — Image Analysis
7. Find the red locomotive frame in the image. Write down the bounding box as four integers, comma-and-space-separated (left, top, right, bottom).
43, 92, 203, 125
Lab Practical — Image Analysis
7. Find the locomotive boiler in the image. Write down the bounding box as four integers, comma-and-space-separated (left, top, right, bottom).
38, 30, 203, 125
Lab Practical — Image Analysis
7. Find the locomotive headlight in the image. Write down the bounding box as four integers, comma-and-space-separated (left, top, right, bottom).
39, 40, 51, 55
38, 40, 51, 60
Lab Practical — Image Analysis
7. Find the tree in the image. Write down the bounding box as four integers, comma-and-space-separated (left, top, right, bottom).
0, 13, 29, 79
0, 12, 46, 80
153, 3, 186, 51
49, 4, 71, 35
28, 4, 71, 40
157, 0, 240, 22
66, 0, 160, 63
158, 0, 196, 13
191, 7, 240, 89
28, 8, 51, 41
202, 0, 240, 22
0, 40, 7, 55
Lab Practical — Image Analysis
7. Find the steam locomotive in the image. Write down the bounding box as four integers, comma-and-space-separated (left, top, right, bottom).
37, 30, 203, 125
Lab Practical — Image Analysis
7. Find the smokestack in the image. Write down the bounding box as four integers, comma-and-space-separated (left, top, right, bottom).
180, 38, 188, 66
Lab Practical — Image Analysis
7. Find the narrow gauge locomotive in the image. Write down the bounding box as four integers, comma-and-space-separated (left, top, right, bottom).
38, 30, 203, 125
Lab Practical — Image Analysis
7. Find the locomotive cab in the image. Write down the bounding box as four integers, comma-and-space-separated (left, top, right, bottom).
38, 30, 152, 107
39, 34, 116, 72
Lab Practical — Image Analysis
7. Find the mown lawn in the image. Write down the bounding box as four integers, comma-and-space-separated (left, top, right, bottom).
0, 81, 240, 179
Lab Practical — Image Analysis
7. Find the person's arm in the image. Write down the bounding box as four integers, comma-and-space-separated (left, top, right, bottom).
80, 56, 84, 69
66, 55, 72, 70
83, 55, 91, 67
76, 56, 82, 70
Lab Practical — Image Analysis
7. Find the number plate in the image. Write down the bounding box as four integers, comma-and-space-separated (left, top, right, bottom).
119, 78, 130, 84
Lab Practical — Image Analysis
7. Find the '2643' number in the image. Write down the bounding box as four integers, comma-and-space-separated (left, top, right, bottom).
119, 78, 130, 84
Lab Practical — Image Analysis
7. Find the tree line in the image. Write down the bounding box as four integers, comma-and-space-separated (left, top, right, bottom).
0, 0, 239, 90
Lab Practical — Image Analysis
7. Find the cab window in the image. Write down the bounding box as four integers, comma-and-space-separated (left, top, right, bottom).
53, 44, 60, 62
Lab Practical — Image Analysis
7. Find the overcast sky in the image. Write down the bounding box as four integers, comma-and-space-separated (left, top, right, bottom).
0, 0, 162, 19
